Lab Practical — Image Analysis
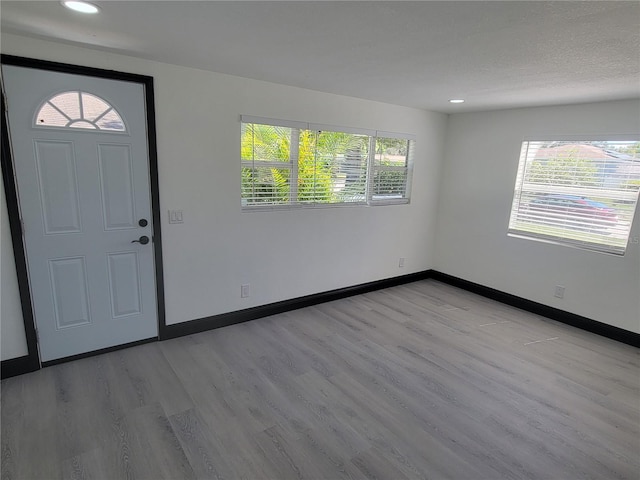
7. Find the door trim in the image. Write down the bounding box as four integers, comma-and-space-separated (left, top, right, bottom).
1, 55, 166, 377
1, 90, 40, 377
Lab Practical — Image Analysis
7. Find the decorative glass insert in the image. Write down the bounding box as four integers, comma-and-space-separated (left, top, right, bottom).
35, 91, 126, 132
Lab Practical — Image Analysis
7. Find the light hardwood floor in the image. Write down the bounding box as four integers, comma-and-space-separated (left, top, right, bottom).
2, 280, 639, 479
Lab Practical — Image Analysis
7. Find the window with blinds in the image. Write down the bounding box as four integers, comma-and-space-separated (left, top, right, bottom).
240, 116, 414, 209
371, 135, 413, 204
241, 122, 295, 205
508, 140, 640, 255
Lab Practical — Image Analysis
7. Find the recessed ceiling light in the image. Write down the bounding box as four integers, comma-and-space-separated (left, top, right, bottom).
449, 99, 465, 104
62, 1, 100, 14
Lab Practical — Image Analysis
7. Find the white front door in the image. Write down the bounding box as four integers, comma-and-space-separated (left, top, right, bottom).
2, 65, 158, 362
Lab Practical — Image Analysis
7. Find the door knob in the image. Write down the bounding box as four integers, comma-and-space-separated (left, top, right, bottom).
131, 235, 150, 245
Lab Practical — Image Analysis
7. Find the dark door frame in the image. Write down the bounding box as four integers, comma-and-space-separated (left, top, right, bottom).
1, 54, 166, 378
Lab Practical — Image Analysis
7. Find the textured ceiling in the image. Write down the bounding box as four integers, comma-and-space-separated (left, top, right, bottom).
1, 1, 639, 113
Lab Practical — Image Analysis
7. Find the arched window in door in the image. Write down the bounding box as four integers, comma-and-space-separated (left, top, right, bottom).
34, 91, 126, 132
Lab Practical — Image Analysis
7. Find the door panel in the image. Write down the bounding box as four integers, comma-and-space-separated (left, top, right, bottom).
34, 140, 82, 234
107, 252, 142, 318
98, 143, 136, 230
2, 65, 158, 362
49, 256, 92, 328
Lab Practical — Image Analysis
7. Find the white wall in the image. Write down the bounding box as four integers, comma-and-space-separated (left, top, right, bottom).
0, 34, 446, 358
435, 100, 640, 333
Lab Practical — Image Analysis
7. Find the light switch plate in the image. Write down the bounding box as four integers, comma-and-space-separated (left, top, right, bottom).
168, 210, 184, 224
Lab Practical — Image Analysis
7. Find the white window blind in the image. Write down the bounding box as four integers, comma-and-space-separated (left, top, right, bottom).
302, 129, 370, 204
240, 116, 415, 209
508, 140, 640, 255
241, 122, 296, 205
371, 135, 413, 204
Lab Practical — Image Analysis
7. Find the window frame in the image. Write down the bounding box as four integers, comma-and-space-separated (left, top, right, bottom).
240, 115, 414, 210
507, 136, 640, 255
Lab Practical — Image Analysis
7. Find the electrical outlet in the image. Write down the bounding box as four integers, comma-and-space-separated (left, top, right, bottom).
554, 285, 565, 299
399, 257, 405, 268
241, 284, 250, 298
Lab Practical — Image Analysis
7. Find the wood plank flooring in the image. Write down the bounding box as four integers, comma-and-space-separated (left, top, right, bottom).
2, 279, 639, 479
